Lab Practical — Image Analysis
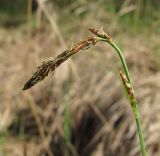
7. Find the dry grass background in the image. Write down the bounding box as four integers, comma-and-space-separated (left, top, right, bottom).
0, 1, 160, 156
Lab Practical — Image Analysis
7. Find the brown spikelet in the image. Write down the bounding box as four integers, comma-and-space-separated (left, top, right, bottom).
119, 70, 135, 100
23, 37, 98, 90
89, 28, 111, 41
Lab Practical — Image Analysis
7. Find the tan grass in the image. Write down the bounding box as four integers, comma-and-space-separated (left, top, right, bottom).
0, 24, 160, 156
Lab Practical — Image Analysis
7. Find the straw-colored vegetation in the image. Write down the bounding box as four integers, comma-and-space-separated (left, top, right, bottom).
0, 0, 160, 156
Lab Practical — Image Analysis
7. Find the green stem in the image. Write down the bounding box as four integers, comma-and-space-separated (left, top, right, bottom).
108, 41, 131, 84
132, 104, 147, 156
97, 37, 131, 84
98, 37, 147, 156
110, 41, 147, 156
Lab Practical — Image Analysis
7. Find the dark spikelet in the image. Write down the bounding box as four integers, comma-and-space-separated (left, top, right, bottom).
23, 50, 71, 90
23, 36, 98, 90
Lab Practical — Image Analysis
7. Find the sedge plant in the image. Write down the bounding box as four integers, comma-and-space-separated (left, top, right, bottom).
23, 27, 147, 156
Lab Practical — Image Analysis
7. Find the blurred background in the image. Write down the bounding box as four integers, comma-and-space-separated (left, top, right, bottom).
0, 0, 160, 156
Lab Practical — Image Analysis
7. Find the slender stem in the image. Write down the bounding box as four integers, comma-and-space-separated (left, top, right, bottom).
98, 37, 147, 156
132, 104, 147, 156
97, 37, 131, 84
108, 41, 131, 84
